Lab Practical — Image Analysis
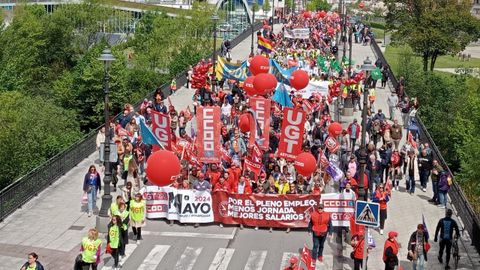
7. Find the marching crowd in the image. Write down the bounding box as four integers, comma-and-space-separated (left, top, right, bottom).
17, 10, 461, 270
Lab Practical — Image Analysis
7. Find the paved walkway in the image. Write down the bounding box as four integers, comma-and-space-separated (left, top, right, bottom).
0, 26, 479, 270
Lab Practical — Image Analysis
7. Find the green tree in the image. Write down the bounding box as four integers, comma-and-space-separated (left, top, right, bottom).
263, 0, 271, 15
0, 91, 82, 189
307, 0, 331, 12
385, 0, 480, 71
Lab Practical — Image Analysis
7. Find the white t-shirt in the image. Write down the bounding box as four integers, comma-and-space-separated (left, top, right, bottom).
221, 103, 232, 116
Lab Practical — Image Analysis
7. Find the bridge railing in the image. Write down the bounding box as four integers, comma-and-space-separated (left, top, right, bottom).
0, 21, 263, 222
370, 39, 480, 253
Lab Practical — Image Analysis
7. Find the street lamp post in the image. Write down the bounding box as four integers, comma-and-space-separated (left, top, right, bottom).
251, 0, 256, 55
96, 48, 116, 232
271, 0, 275, 33
358, 56, 375, 270
212, 13, 219, 93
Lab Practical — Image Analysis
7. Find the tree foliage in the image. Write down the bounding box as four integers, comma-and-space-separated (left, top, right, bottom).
307, 0, 331, 12
392, 48, 480, 213
0, 2, 215, 188
0, 91, 82, 189
385, 0, 480, 71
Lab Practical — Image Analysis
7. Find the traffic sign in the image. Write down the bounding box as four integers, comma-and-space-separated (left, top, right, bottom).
355, 200, 380, 227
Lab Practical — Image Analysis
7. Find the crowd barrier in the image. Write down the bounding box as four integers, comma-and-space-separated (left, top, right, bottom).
370, 38, 480, 254
140, 185, 355, 228
0, 21, 264, 221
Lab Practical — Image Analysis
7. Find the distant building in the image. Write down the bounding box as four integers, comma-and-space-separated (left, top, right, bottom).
473, 0, 480, 18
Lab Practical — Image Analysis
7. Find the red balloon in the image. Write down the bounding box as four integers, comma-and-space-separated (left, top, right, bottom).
243, 76, 256, 96
238, 114, 250, 133
327, 27, 335, 36
290, 70, 310, 90
328, 122, 343, 136
303, 11, 311, 18
250, 55, 270, 75
146, 150, 181, 186
317, 10, 327, 18
294, 152, 317, 176
359, 2, 365, 9
253, 73, 277, 95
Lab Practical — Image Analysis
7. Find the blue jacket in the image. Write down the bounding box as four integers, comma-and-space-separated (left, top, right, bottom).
83, 172, 102, 192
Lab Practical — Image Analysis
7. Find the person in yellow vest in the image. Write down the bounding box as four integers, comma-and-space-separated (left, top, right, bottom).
368, 87, 376, 112
170, 78, 177, 95
117, 202, 130, 257
130, 193, 146, 244
79, 228, 102, 270
107, 215, 124, 270
20, 252, 44, 270
109, 195, 124, 217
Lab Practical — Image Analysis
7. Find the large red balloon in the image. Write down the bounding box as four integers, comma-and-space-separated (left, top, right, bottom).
317, 10, 327, 18
253, 73, 277, 95
250, 55, 270, 75
359, 2, 365, 9
294, 152, 317, 176
303, 11, 312, 19
290, 70, 310, 90
243, 76, 256, 96
146, 150, 181, 186
328, 122, 343, 136
238, 114, 250, 133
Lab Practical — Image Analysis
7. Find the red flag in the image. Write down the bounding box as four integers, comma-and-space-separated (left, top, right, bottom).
151, 111, 172, 150
302, 100, 314, 114
197, 106, 221, 163
244, 157, 262, 176
278, 108, 306, 160
318, 150, 330, 168
325, 136, 340, 153
408, 131, 417, 149
301, 245, 314, 270
249, 97, 271, 150
251, 142, 263, 163
220, 146, 232, 163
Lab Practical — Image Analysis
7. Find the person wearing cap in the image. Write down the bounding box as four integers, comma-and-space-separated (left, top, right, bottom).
283, 256, 304, 270
408, 224, 429, 270
434, 209, 460, 269
383, 231, 399, 270
308, 202, 332, 265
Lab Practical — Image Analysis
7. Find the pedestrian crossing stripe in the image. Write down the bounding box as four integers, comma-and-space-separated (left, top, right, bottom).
100, 245, 346, 270
355, 200, 380, 227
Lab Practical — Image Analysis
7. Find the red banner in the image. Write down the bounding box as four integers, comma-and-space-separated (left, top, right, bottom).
243, 157, 262, 176
151, 111, 172, 150
325, 136, 340, 153
277, 108, 306, 160
197, 106, 221, 163
249, 97, 271, 150
251, 142, 263, 163
212, 192, 320, 228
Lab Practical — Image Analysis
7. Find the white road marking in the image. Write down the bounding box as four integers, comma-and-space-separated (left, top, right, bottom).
174, 246, 203, 270
279, 252, 297, 270
244, 250, 267, 270
137, 245, 170, 270
208, 248, 235, 270
102, 244, 137, 269
142, 230, 235, 240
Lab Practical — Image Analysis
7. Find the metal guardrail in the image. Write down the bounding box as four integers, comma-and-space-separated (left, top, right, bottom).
370, 39, 480, 254
0, 21, 263, 222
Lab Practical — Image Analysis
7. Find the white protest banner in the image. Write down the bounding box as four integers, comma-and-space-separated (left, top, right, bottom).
140, 185, 214, 223
295, 80, 330, 99
320, 193, 355, 227
284, 28, 310, 39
